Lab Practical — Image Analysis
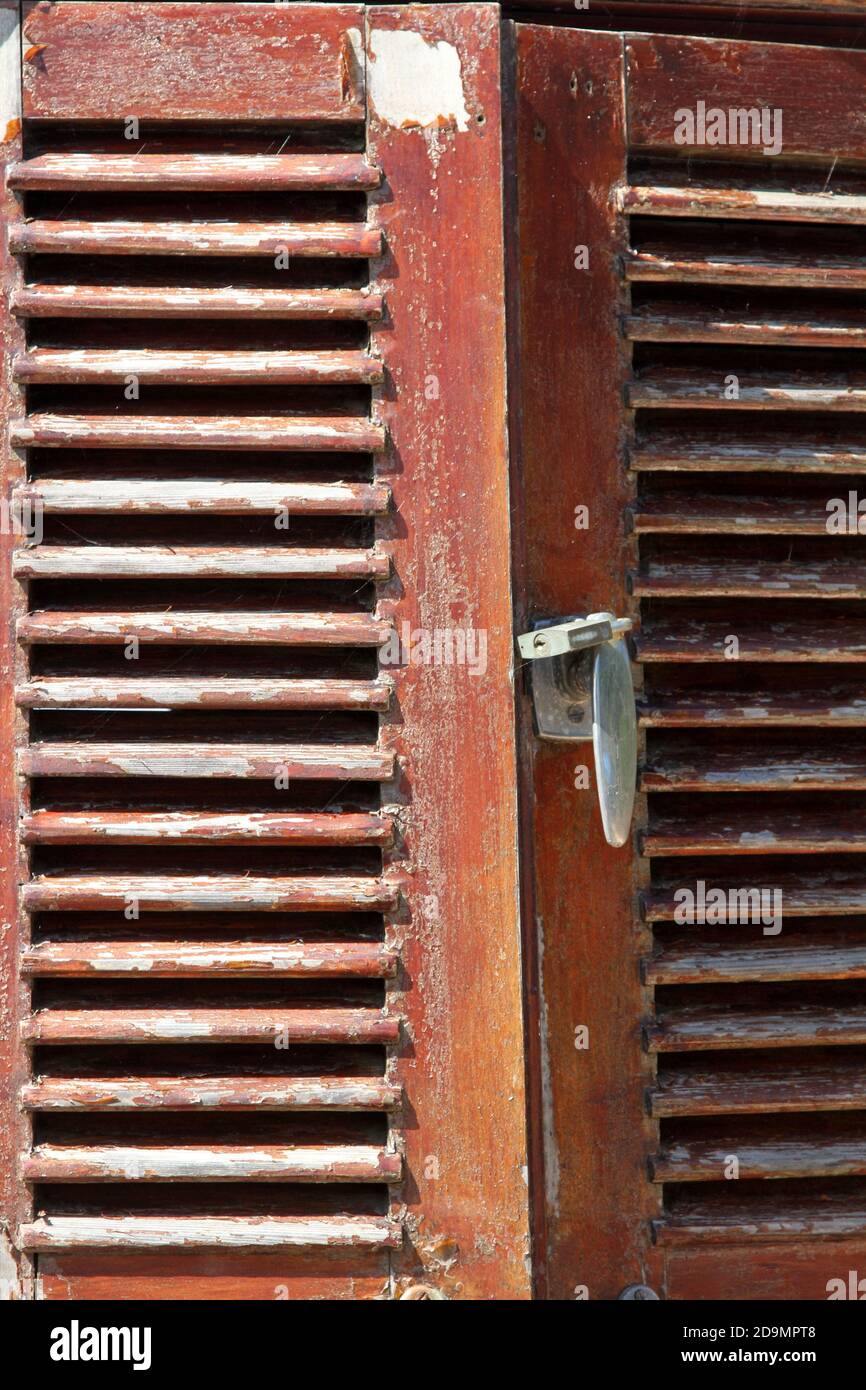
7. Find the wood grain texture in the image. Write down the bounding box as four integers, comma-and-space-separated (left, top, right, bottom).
22, 3, 366, 122
627, 33, 866, 159
22, 1075, 401, 1112
11, 220, 381, 258
367, 4, 530, 1300
509, 24, 659, 1302
0, 0, 31, 1300
9, 153, 381, 191
15, 676, 392, 711
11, 416, 386, 453
13, 284, 385, 321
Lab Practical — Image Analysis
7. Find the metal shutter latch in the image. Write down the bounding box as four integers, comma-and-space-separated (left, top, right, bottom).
516, 614, 637, 848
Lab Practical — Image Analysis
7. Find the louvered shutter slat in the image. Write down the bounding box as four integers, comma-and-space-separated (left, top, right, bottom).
7, 6, 400, 1266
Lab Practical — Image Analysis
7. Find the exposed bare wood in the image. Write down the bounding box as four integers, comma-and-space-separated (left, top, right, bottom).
23, 1142, 401, 1183
23, 1007, 399, 1046
15, 676, 391, 711
642, 740, 866, 790
9, 153, 381, 192
630, 368, 866, 411
627, 305, 866, 349
652, 1057, 866, 1118
11, 415, 387, 453
17, 477, 390, 513
22, 1075, 401, 1113
622, 186, 866, 224
652, 1119, 866, 1182
631, 436, 866, 474
645, 930, 866, 983
625, 248, 866, 291
13, 284, 385, 321
627, 31, 866, 162
647, 1003, 866, 1052
645, 870, 866, 920
21, 743, 393, 781
367, 2, 531, 1300
14, 348, 382, 386
11, 220, 381, 258
20, 1215, 401, 1251
654, 1194, 866, 1246
633, 492, 854, 534
21, 873, 398, 912
22, 810, 393, 847
634, 559, 866, 599
21, 2, 367, 122
22, 939, 397, 978
13, 546, 389, 581
640, 689, 866, 727
18, 610, 392, 646
637, 614, 866, 662
644, 807, 866, 856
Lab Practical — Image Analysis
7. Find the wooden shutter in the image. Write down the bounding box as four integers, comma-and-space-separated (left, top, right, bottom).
0, 1, 530, 1301
512, 23, 866, 1299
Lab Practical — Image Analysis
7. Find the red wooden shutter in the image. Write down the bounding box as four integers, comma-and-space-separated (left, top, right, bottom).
0, 1, 529, 1301
512, 22, 866, 1300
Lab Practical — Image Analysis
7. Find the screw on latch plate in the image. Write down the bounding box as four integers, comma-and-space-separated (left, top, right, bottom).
618, 1284, 660, 1300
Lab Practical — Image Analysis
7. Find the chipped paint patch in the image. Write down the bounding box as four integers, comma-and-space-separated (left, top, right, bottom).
0, 1226, 20, 1300
0, 5, 20, 144
368, 29, 470, 133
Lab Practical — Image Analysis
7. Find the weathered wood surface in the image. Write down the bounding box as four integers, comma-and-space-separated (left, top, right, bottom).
22, 1075, 401, 1112
623, 185, 866, 224
22, 3, 367, 122
642, 739, 866, 790
22, 874, 398, 912
627, 304, 866, 348
631, 432, 866, 473
647, 1003, 866, 1052
656, 1192, 866, 1245
22, 939, 398, 977
639, 616, 866, 663
634, 559, 866, 599
18, 609, 392, 646
14, 349, 382, 386
508, 23, 658, 1302
11, 415, 386, 452
0, 0, 31, 1300
16, 676, 392, 711
13, 545, 390, 580
367, 4, 530, 1300
631, 368, 866, 411
626, 247, 866, 290
23, 1006, 400, 1045
10, 153, 381, 191
652, 1120, 866, 1182
627, 34, 866, 160
644, 807, 866, 855
652, 1055, 866, 1117
645, 928, 866, 981
640, 687, 866, 727
645, 869, 866, 918
23, 1144, 402, 1184
21, 1216, 401, 1251
14, 284, 385, 321
22, 810, 393, 846
17, 477, 390, 512
632, 492, 860, 533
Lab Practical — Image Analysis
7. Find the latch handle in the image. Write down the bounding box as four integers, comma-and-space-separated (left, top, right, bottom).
517, 612, 632, 661
515, 611, 637, 848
